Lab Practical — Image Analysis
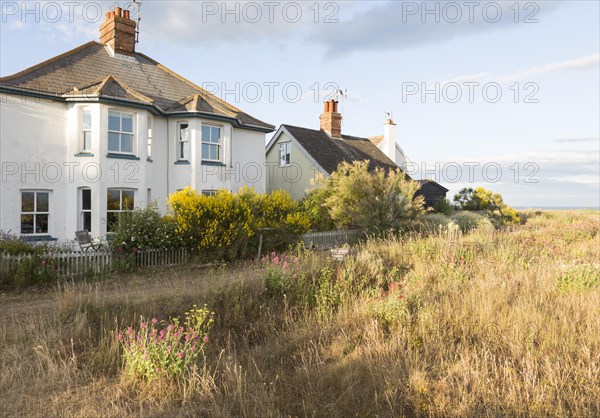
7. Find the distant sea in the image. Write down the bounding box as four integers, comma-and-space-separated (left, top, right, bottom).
514, 206, 600, 211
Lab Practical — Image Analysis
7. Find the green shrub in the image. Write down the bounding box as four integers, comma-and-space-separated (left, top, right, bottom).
321, 161, 425, 234
453, 187, 520, 225
300, 188, 336, 232
432, 197, 454, 216
109, 204, 184, 254
419, 213, 453, 234
452, 211, 494, 233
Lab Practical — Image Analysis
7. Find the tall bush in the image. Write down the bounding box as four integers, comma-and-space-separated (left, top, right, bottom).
321, 161, 425, 234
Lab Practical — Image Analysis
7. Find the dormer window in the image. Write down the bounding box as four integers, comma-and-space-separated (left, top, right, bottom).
202, 125, 222, 161
108, 111, 134, 154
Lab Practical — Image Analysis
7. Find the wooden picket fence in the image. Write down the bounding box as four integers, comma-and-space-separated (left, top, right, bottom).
0, 248, 190, 278
301, 229, 362, 250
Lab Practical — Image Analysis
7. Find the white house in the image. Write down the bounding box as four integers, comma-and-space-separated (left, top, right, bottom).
0, 7, 274, 242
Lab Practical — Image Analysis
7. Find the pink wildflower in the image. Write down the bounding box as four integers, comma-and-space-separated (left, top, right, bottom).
118, 333, 123, 342
203, 335, 209, 343
177, 352, 184, 359
151, 318, 158, 324
140, 322, 147, 329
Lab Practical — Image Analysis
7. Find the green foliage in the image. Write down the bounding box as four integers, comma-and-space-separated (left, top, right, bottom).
169, 187, 310, 256
451, 211, 494, 233
119, 305, 214, 382
556, 266, 599, 291
320, 161, 426, 234
454, 187, 520, 225
0, 231, 52, 256
300, 188, 336, 232
109, 204, 184, 254
419, 213, 453, 234
432, 197, 454, 216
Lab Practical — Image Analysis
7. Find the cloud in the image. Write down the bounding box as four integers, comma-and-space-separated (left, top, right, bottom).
310, 0, 564, 56
555, 137, 600, 144
441, 53, 600, 84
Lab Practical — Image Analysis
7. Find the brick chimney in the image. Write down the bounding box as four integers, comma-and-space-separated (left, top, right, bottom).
100, 7, 136, 55
320, 100, 342, 138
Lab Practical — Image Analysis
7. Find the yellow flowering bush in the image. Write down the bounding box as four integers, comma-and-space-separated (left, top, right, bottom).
168, 187, 310, 255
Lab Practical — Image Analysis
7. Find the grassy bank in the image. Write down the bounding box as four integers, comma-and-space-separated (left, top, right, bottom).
1, 210, 598, 417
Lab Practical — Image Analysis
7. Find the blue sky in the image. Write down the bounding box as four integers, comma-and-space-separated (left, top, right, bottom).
2, 0, 599, 207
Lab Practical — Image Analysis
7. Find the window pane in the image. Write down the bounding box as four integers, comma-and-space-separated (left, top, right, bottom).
107, 190, 121, 210
211, 127, 220, 143
83, 212, 92, 232
83, 132, 92, 150
108, 112, 120, 131
82, 189, 91, 210
108, 132, 120, 152
106, 212, 119, 233
35, 214, 48, 233
22, 192, 34, 212
180, 123, 189, 141
122, 114, 133, 133
182, 141, 189, 160
121, 134, 132, 153
202, 143, 209, 159
202, 126, 210, 141
21, 215, 34, 234
36, 192, 49, 212
210, 145, 217, 160
83, 109, 92, 130
122, 191, 134, 210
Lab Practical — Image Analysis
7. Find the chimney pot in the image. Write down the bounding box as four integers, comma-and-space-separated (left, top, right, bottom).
100, 6, 137, 55
320, 101, 342, 138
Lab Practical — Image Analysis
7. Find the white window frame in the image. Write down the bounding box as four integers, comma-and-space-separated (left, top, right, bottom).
177, 121, 190, 161
81, 107, 92, 153
147, 115, 153, 160
201, 124, 222, 162
20, 190, 50, 235
80, 188, 92, 233
279, 142, 291, 167
106, 189, 135, 232
108, 110, 135, 155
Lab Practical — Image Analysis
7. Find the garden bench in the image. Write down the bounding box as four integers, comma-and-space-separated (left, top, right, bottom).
75, 230, 101, 252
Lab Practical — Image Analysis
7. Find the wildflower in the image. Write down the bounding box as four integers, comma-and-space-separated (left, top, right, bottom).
140, 322, 147, 329
151, 318, 158, 324
283, 261, 288, 269
118, 333, 123, 342
203, 335, 209, 343
177, 352, 184, 359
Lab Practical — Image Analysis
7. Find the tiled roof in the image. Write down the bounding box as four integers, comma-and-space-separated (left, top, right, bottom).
0, 41, 274, 131
282, 124, 402, 175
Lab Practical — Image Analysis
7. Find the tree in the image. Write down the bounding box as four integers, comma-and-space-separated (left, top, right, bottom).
321, 161, 425, 234
453, 187, 520, 225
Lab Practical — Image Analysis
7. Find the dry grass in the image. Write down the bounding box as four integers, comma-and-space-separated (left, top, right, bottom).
0, 210, 598, 417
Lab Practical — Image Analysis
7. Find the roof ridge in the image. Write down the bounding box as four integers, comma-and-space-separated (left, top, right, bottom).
0, 41, 101, 83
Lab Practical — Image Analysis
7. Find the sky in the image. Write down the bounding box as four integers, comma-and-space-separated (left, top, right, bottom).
1, 0, 599, 208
